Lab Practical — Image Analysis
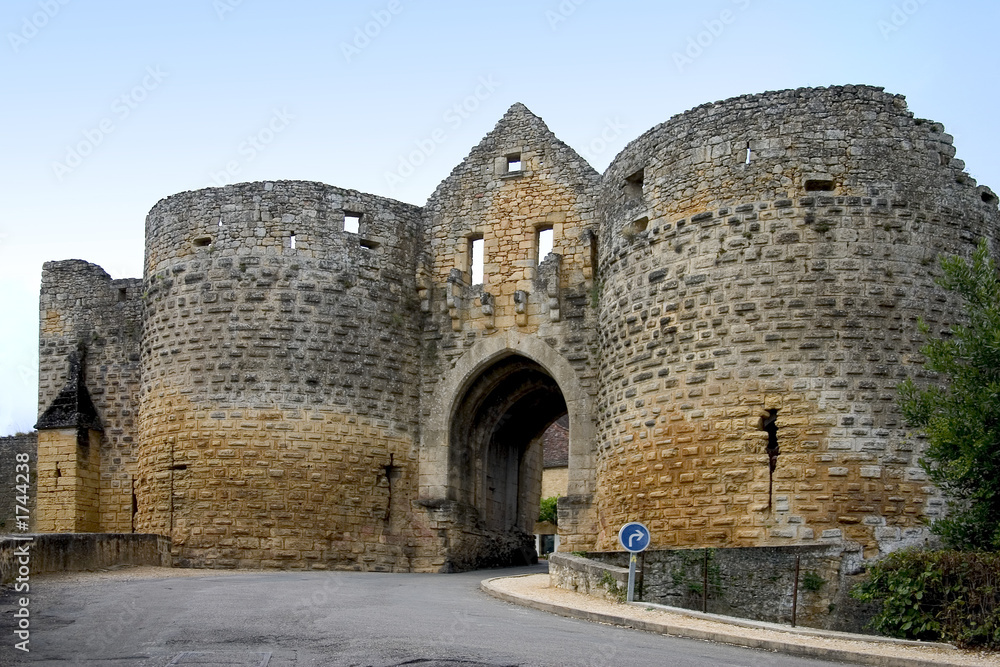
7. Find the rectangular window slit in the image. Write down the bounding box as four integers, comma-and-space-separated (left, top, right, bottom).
118, 288, 127, 302
625, 168, 644, 202
745, 141, 752, 164
760, 408, 779, 511
537, 227, 553, 264
507, 154, 522, 173
344, 212, 361, 234
470, 236, 484, 285
805, 179, 835, 192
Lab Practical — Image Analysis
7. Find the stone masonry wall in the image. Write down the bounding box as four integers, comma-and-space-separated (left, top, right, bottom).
137, 181, 432, 570
33, 87, 1000, 573
595, 86, 1000, 555
38, 261, 142, 532
581, 545, 874, 632
420, 104, 604, 562
0, 433, 37, 533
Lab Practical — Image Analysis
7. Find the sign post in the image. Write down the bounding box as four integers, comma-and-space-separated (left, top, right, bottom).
617, 522, 651, 602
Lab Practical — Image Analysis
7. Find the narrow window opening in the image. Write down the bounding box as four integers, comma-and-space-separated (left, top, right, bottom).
745, 141, 752, 164
507, 154, 522, 173
589, 232, 599, 281
290, 232, 296, 249
218, 217, 224, 227
55, 462, 61, 478
118, 288, 127, 302
805, 179, 836, 192
625, 168, 644, 202
537, 227, 553, 264
760, 408, 780, 511
360, 239, 380, 250
344, 212, 361, 234
470, 236, 484, 285
981, 190, 999, 205
193, 236, 212, 248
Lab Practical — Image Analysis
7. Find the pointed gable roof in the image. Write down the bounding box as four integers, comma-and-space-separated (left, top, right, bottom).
35, 346, 103, 432
426, 102, 600, 208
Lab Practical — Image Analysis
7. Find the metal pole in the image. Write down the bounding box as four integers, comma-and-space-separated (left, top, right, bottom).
702, 549, 709, 613
627, 553, 637, 602
637, 551, 645, 601
792, 555, 800, 627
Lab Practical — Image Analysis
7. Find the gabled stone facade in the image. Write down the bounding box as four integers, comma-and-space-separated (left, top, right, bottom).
35, 86, 1000, 570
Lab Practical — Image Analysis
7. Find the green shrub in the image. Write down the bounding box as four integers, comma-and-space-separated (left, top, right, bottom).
802, 571, 825, 593
850, 548, 1000, 648
538, 496, 558, 525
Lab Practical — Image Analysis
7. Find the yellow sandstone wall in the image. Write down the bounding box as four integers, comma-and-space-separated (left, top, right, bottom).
595, 86, 999, 555
35, 429, 101, 533
136, 182, 432, 570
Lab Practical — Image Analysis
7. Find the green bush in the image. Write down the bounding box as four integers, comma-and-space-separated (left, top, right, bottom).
850, 548, 1000, 648
897, 239, 1000, 550
538, 496, 558, 525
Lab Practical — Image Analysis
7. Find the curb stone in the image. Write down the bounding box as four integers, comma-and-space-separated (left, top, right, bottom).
481, 576, 986, 667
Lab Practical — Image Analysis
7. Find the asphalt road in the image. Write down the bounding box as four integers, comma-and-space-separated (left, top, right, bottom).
0, 564, 859, 667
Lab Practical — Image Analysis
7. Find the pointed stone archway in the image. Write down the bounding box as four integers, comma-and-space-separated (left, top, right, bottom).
418, 331, 596, 571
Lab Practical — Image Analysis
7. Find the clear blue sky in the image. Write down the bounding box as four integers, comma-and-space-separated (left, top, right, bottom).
2, 0, 999, 434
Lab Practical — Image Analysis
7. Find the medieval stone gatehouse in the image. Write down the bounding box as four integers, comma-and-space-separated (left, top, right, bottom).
35, 86, 1000, 571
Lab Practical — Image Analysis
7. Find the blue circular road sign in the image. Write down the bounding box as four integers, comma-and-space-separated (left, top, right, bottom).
618, 522, 651, 553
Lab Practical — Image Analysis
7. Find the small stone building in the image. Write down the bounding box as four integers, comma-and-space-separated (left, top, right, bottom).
34, 86, 1000, 571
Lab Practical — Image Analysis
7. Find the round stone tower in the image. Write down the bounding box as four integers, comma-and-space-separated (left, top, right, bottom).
136, 180, 428, 569
594, 85, 1000, 556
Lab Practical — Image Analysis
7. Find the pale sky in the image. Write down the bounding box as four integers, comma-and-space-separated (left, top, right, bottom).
2, 0, 999, 435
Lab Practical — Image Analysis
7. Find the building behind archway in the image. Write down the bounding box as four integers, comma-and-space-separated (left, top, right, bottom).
34, 86, 1000, 571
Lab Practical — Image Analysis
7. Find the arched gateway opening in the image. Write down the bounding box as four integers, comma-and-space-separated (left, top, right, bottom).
418, 332, 597, 571
449, 355, 567, 544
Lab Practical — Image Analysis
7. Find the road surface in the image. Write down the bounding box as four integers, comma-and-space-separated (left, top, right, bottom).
1, 564, 859, 666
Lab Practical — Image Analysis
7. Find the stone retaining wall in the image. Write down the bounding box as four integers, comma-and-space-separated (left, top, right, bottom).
548, 551, 630, 602
553, 546, 878, 633
0, 533, 171, 584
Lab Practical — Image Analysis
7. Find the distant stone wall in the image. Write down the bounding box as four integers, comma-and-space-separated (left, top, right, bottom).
541, 467, 568, 499
0, 433, 37, 533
